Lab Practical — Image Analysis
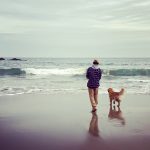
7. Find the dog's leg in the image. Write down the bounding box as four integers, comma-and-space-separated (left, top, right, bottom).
113, 100, 115, 105
109, 95, 112, 106
113, 105, 115, 111
109, 96, 111, 105
117, 100, 120, 107
110, 101, 112, 106
110, 98, 113, 106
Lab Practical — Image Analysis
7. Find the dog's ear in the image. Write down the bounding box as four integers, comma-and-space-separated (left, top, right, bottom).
108, 88, 113, 93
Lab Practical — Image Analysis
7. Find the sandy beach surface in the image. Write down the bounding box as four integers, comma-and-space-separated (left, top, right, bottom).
0, 93, 150, 150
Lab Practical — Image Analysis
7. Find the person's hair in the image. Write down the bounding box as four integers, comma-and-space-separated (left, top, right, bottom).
93, 60, 99, 65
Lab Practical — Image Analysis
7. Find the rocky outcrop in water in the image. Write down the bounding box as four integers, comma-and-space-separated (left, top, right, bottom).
0, 57, 5, 60
10, 58, 22, 61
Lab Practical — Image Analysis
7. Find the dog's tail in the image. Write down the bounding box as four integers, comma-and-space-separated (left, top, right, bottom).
119, 88, 124, 95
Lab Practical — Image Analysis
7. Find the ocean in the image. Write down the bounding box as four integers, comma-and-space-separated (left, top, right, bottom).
0, 58, 150, 96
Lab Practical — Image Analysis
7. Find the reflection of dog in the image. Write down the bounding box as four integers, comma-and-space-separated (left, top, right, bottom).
108, 105, 125, 125
108, 88, 124, 107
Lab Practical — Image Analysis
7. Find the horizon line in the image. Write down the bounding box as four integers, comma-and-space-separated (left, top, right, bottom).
1, 56, 150, 58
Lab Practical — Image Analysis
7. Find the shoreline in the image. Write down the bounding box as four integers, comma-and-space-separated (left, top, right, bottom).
0, 93, 150, 150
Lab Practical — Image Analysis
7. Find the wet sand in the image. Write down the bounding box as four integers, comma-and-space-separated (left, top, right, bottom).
0, 93, 150, 150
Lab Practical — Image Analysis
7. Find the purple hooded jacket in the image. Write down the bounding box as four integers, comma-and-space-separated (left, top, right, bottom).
86, 66, 102, 88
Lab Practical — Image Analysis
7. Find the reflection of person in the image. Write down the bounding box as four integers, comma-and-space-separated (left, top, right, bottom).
79, 112, 108, 150
89, 112, 100, 137
108, 105, 125, 125
86, 60, 102, 112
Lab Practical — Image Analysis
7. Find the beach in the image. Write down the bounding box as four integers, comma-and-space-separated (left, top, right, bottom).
0, 93, 150, 150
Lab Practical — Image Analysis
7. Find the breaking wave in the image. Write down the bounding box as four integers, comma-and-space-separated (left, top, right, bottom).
0, 68, 26, 76
106, 69, 150, 76
0, 68, 150, 77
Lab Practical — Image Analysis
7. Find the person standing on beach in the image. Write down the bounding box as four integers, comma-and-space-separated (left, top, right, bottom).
86, 60, 102, 112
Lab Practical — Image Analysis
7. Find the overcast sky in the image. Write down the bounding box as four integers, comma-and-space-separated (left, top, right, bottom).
0, 0, 150, 57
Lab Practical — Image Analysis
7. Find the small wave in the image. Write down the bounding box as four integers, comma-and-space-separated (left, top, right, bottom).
0, 68, 26, 76
24, 68, 86, 76
103, 69, 150, 76
111, 69, 150, 76
127, 79, 150, 83
105, 63, 114, 65
104, 63, 129, 66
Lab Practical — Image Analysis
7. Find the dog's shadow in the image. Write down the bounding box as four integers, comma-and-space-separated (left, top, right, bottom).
108, 105, 125, 126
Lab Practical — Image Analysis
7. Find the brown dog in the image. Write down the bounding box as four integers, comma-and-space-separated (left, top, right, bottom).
108, 88, 124, 107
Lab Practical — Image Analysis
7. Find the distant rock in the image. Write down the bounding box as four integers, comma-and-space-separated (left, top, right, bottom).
0, 57, 5, 60
10, 58, 22, 61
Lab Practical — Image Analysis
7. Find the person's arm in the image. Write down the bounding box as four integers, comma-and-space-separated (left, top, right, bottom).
99, 69, 102, 80
86, 68, 90, 79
